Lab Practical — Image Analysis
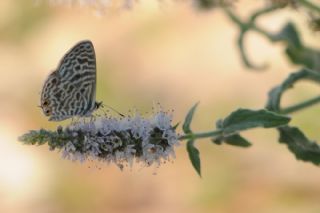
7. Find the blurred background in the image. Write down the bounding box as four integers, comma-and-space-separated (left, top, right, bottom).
0, 0, 320, 212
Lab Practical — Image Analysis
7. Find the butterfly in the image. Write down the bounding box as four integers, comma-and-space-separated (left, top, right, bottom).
40, 40, 101, 121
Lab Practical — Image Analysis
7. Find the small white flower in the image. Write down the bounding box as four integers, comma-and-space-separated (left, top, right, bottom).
65, 141, 76, 152
153, 112, 172, 130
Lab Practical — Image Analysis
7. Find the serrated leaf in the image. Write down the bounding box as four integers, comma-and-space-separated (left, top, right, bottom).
212, 134, 251, 148
183, 102, 199, 134
278, 126, 320, 165
219, 109, 290, 135
186, 140, 201, 177
224, 134, 252, 147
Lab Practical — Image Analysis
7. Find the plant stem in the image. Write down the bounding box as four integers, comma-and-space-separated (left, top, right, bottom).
249, 5, 281, 22
223, 7, 244, 27
179, 130, 222, 141
280, 95, 320, 114
179, 96, 320, 141
224, 7, 278, 40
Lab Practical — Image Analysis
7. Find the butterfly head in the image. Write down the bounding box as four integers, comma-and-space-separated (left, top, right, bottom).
95, 101, 103, 110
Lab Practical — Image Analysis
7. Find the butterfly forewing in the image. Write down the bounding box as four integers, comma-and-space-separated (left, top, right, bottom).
41, 40, 97, 121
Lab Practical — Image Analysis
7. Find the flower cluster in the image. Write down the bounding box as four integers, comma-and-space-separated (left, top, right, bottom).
19, 112, 180, 169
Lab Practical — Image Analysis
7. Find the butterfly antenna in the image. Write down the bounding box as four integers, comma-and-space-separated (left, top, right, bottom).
97, 102, 124, 117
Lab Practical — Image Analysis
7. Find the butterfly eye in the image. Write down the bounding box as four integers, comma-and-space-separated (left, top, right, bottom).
43, 100, 49, 106
45, 109, 51, 115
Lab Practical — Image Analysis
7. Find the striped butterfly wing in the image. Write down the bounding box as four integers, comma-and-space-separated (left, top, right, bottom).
41, 40, 97, 121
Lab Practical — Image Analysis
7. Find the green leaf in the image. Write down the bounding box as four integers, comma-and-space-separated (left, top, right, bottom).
172, 122, 180, 130
219, 109, 290, 135
213, 134, 252, 148
285, 46, 320, 71
183, 102, 199, 134
272, 22, 320, 70
274, 22, 303, 49
187, 140, 201, 177
278, 126, 320, 165
224, 134, 251, 147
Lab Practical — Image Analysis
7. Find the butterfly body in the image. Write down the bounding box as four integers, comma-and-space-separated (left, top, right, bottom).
41, 40, 99, 121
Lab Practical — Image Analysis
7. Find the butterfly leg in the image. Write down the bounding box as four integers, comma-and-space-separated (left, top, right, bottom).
89, 115, 96, 123
75, 116, 81, 125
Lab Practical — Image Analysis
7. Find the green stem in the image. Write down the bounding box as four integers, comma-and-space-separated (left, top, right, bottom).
249, 5, 282, 23
223, 7, 279, 69
179, 130, 222, 141
224, 6, 279, 41
252, 25, 278, 42
280, 95, 320, 114
223, 7, 245, 28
